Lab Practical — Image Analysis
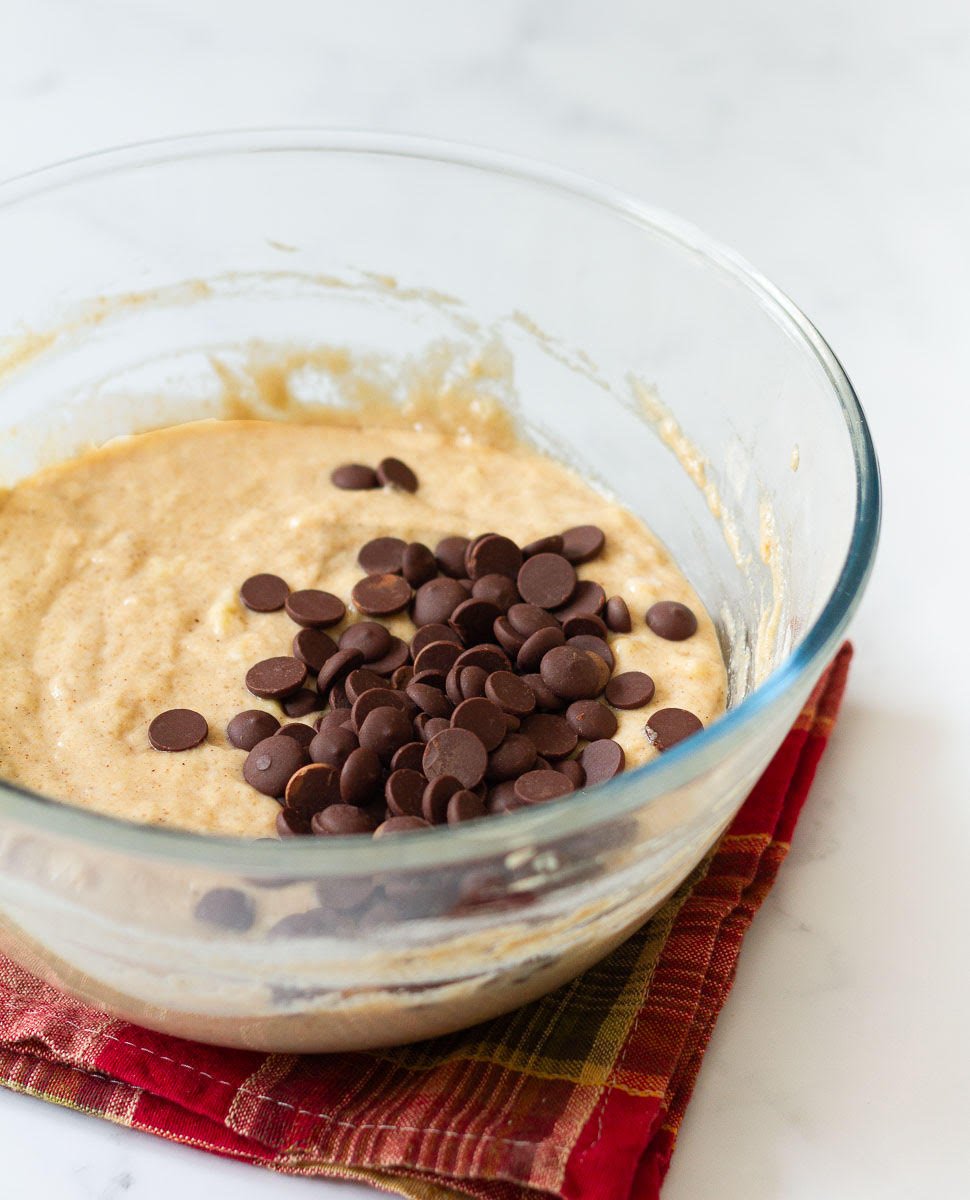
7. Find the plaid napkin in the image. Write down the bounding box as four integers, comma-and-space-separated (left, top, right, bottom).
0, 645, 852, 1199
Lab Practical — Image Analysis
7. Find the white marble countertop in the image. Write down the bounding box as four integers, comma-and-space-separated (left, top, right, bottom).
1, 0, 967, 1195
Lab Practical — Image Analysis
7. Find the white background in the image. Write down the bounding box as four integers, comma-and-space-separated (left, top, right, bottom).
0, 1, 968, 1197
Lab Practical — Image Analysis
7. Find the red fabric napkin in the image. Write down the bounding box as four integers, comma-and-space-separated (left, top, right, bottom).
0, 645, 852, 1199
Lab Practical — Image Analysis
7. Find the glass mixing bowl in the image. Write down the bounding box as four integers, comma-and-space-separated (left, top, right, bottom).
0, 132, 879, 1051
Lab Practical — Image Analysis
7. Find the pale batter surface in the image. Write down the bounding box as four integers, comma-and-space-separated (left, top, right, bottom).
0, 419, 726, 835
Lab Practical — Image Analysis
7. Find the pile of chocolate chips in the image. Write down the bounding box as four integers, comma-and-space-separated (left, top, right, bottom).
150, 500, 705, 838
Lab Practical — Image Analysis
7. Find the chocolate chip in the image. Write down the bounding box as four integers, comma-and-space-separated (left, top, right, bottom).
568, 634, 614, 670
316, 647, 364, 693
556, 580, 606, 622
339, 746, 383, 806
520, 673, 564, 711
484, 670, 536, 716
646, 600, 698, 641
605, 671, 656, 710
560, 525, 605, 564
507, 603, 559, 636
376, 457, 418, 492
339, 621, 393, 662
194, 888, 255, 931
246, 656, 307, 700
566, 700, 618, 740
292, 628, 338, 672
315, 876, 374, 911
358, 706, 413, 762
435, 536, 470, 578
422, 774, 462, 823
605, 596, 632, 633
417, 715, 450, 742
244, 735, 307, 796
385, 769, 427, 817
413, 639, 462, 675
539, 644, 601, 700
406, 680, 453, 718
486, 733, 537, 781
521, 713, 578, 759
226, 709, 280, 750
522, 534, 564, 558
316, 709, 353, 736
645, 708, 704, 749
391, 665, 414, 690
555, 758, 586, 789
366, 637, 410, 676
451, 598, 502, 645
451, 697, 506, 751
412, 577, 467, 626
411, 623, 462, 656
445, 666, 464, 706
344, 667, 388, 705
331, 463, 379, 490
462, 533, 495, 575
411, 668, 447, 690
391, 741, 426, 773
447, 790, 485, 824
309, 725, 358, 767
487, 780, 525, 814
471, 573, 519, 611
276, 809, 309, 837
504, 712, 521, 732
459, 665, 489, 699
312, 804, 379, 835
402, 542, 437, 587
562, 613, 609, 639
516, 625, 565, 672
358, 536, 407, 575
240, 573, 289, 613
352, 573, 412, 617
148, 708, 209, 752
284, 589, 346, 628
467, 534, 522, 580
278, 722, 317, 749
284, 763, 341, 817
581, 738, 626, 783
516, 553, 577, 609
422, 727, 488, 788
454, 645, 510, 674
350, 686, 410, 730
281, 688, 325, 717
493, 616, 527, 656
329, 680, 350, 709
514, 769, 574, 805
373, 815, 430, 836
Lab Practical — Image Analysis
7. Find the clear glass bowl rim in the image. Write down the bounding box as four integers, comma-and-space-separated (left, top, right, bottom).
0, 129, 881, 876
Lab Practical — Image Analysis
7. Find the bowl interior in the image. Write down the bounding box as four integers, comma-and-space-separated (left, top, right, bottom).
0, 133, 879, 873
